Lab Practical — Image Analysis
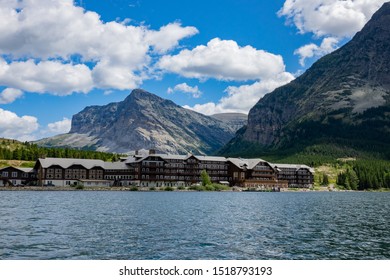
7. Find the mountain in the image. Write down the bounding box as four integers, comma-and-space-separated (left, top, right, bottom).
220, 3, 390, 161
37, 89, 236, 154
211, 113, 247, 132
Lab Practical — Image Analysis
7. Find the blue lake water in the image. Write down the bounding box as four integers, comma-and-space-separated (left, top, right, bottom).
0, 191, 389, 260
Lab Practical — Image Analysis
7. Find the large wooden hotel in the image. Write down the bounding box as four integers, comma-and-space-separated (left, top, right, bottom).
0, 150, 314, 189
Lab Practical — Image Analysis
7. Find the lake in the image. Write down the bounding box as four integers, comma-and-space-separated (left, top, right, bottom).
0, 191, 389, 259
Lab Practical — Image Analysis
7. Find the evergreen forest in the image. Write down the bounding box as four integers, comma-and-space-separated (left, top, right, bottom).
0, 138, 120, 163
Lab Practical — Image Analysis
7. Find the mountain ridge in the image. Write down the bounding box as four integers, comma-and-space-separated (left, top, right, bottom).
38, 89, 238, 155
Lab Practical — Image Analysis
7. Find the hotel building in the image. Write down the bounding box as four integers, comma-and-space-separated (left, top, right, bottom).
2, 150, 314, 189
27, 150, 314, 189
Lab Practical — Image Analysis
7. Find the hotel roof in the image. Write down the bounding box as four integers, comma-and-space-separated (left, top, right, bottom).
227, 157, 268, 169
271, 163, 314, 173
36, 158, 106, 169
0, 166, 34, 173
124, 153, 228, 163
36, 158, 134, 170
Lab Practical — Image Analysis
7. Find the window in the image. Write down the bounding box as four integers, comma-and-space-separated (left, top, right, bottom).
55, 169, 62, 178
89, 169, 96, 179
12, 172, 18, 178
97, 170, 103, 179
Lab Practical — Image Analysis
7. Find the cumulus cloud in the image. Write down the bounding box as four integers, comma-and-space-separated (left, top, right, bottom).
167, 83, 202, 98
0, 88, 23, 104
279, 0, 386, 37
158, 38, 287, 81
92, 60, 142, 90
47, 117, 72, 134
184, 72, 295, 115
171, 38, 296, 114
0, 108, 39, 141
279, 0, 387, 63
294, 37, 339, 66
0, 0, 198, 94
146, 23, 199, 53
0, 58, 93, 95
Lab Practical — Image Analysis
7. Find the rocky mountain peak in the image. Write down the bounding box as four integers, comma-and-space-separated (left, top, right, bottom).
40, 89, 238, 155
125, 88, 161, 102
122, 89, 178, 111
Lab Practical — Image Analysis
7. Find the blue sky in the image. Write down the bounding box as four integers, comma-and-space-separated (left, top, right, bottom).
0, 0, 387, 141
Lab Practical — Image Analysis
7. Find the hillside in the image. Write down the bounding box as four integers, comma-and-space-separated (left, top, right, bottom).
0, 138, 119, 163
211, 113, 247, 132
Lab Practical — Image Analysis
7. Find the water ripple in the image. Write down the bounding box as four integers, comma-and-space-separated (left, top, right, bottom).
0, 191, 389, 259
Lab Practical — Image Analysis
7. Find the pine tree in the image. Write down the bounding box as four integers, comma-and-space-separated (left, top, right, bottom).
322, 173, 329, 186
385, 173, 390, 188
347, 168, 359, 190
200, 170, 211, 186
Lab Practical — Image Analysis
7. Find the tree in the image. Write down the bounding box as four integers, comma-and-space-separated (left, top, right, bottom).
322, 173, 329, 186
337, 172, 346, 186
337, 168, 359, 190
347, 168, 359, 190
111, 154, 119, 162
13, 148, 22, 160
385, 173, 390, 188
200, 170, 211, 186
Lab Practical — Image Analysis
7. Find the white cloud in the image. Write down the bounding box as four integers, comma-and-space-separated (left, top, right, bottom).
146, 23, 199, 53
184, 72, 295, 115
0, 88, 23, 104
158, 38, 287, 81
167, 83, 202, 98
47, 117, 72, 134
0, 58, 93, 95
294, 37, 339, 66
92, 60, 143, 90
279, 0, 387, 63
0, 0, 198, 94
184, 102, 226, 115
103, 90, 114, 95
279, 0, 386, 38
0, 108, 39, 141
170, 37, 296, 114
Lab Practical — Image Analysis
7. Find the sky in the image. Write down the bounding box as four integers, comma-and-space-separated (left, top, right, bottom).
0, 0, 388, 141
